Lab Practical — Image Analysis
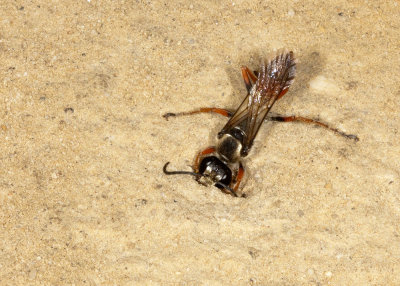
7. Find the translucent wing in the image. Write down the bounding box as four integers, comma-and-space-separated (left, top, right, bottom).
219, 51, 296, 156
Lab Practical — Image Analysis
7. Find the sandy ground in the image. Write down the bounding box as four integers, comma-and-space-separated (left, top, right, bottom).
1, 0, 399, 285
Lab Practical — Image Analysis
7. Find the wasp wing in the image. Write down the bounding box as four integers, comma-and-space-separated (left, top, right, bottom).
220, 51, 296, 156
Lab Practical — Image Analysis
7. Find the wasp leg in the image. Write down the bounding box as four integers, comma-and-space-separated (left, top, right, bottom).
241, 66, 258, 93
163, 108, 233, 120
231, 162, 246, 197
267, 115, 359, 141
193, 146, 216, 173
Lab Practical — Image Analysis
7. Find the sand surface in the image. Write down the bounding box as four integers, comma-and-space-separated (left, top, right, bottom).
1, 0, 399, 284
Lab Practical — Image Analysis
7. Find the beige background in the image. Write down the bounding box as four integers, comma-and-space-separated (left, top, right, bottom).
1, 0, 399, 285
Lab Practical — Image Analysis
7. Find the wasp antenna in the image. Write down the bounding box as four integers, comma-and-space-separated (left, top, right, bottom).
163, 162, 201, 176
163, 162, 241, 197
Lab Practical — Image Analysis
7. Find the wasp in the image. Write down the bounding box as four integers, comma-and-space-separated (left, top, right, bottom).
162, 51, 358, 197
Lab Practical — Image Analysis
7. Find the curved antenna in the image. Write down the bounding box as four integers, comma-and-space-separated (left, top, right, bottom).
163, 162, 200, 176
163, 162, 238, 197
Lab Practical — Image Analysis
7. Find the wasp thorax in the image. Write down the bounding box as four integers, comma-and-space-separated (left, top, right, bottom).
217, 134, 242, 163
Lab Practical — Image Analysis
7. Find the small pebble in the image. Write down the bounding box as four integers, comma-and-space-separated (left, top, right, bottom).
325, 271, 332, 277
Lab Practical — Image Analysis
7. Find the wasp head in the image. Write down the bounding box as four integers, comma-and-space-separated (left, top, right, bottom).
198, 156, 232, 189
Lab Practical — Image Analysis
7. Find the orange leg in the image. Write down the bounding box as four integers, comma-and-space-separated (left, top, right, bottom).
232, 162, 245, 197
163, 108, 232, 120
164, 66, 258, 121
268, 115, 359, 141
241, 66, 258, 93
193, 146, 216, 173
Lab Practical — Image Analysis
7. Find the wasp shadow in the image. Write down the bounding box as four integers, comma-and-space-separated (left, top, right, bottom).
290, 50, 325, 98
